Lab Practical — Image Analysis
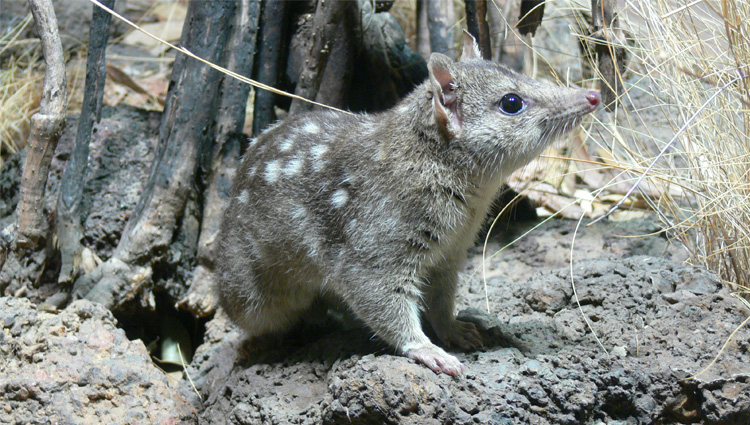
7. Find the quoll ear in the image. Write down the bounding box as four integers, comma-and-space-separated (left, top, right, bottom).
460, 30, 481, 62
428, 53, 461, 137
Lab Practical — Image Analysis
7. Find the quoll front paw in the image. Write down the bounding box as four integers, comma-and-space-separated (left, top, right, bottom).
437, 319, 483, 351
405, 342, 465, 376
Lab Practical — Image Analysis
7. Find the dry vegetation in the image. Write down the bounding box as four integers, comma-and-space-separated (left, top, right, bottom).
0, 15, 41, 168
0, 1, 179, 166
591, 0, 750, 292
470, 0, 750, 295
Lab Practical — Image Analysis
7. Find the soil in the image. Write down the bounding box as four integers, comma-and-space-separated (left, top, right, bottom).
0, 296, 196, 424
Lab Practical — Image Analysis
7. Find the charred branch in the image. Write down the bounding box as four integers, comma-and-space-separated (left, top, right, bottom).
73, 0, 236, 310
346, 2, 427, 112
289, 0, 355, 115
310, 3, 360, 111
56, 0, 115, 285
252, 0, 290, 135
180, 0, 261, 317
416, 0, 430, 58
417, 0, 456, 58
518, 0, 546, 37
465, 0, 492, 60
590, 0, 627, 111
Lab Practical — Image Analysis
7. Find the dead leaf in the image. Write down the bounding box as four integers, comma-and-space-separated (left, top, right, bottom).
122, 21, 183, 50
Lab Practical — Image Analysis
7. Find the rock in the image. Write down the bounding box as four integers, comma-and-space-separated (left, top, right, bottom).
185, 255, 750, 424
611, 346, 628, 358
0, 296, 196, 423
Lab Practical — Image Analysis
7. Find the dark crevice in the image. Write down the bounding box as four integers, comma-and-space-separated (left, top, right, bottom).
116, 292, 208, 367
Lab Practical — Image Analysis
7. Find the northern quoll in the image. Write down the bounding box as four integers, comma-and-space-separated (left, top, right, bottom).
215, 33, 600, 375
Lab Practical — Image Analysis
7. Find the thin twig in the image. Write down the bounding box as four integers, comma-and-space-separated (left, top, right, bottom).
683, 311, 750, 381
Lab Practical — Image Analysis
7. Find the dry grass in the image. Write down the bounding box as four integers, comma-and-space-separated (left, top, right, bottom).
0, 0, 175, 168
477, 0, 749, 292
0, 14, 42, 167
0, 52, 42, 169
503, 0, 750, 291
601, 0, 750, 291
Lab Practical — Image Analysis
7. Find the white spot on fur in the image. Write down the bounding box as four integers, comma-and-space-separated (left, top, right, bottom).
311, 145, 328, 171
283, 157, 304, 176
331, 188, 349, 208
264, 160, 281, 183
304, 236, 321, 258
279, 137, 295, 152
311, 144, 328, 159
291, 205, 308, 221
247, 137, 258, 147
301, 121, 321, 134
398, 104, 410, 114
376, 148, 388, 162
247, 166, 257, 178
237, 190, 249, 204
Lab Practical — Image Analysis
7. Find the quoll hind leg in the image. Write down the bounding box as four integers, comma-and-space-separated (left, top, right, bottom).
216, 266, 318, 338
343, 276, 466, 376
423, 267, 483, 350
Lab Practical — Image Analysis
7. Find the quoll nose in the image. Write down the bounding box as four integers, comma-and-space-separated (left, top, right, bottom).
585, 91, 601, 110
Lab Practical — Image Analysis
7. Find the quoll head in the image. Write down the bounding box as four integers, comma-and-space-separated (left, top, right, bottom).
428, 32, 600, 167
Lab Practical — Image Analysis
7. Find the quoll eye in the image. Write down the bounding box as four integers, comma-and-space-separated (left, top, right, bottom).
499, 93, 525, 115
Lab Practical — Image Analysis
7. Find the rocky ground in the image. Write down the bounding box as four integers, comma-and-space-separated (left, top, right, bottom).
3, 211, 749, 424
185, 227, 750, 425
0, 296, 196, 424
1, 107, 748, 423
